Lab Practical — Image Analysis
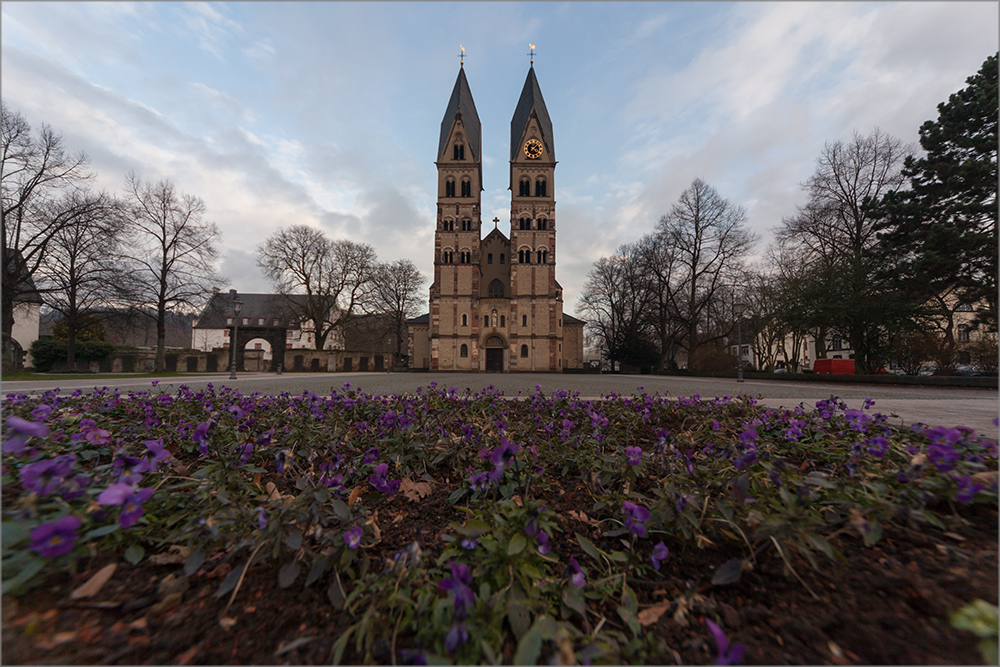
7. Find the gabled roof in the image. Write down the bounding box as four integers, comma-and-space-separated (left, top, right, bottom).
193, 293, 307, 329
482, 227, 510, 245
510, 66, 554, 161
563, 313, 586, 325
438, 67, 482, 163
407, 313, 430, 325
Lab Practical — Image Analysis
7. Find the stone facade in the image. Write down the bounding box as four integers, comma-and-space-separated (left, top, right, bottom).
410, 63, 584, 372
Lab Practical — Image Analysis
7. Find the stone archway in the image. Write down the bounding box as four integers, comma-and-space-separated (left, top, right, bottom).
233, 326, 287, 372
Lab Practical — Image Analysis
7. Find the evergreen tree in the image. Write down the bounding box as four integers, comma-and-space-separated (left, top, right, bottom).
878, 53, 998, 331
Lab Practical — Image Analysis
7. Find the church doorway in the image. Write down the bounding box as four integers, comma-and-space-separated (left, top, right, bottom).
485, 349, 503, 372
484, 335, 505, 372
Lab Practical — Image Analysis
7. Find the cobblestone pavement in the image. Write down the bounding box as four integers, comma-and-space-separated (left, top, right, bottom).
5, 371, 998, 436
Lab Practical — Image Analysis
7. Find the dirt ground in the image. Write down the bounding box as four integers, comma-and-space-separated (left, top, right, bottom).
3, 480, 996, 665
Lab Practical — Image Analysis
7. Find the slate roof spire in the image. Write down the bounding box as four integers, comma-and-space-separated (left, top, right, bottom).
510, 64, 554, 161
438, 66, 481, 163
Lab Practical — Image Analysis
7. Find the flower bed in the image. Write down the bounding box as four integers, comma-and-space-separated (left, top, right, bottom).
2, 382, 997, 664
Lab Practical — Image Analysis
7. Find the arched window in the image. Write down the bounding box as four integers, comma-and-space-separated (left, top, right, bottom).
519, 249, 531, 264
488, 279, 504, 298
453, 144, 465, 160
461, 218, 472, 231
522, 315, 527, 326
519, 178, 530, 197
500, 253, 505, 264
461, 179, 471, 197
520, 345, 529, 358
462, 314, 468, 327
519, 217, 530, 230
500, 315, 505, 327
460, 344, 468, 358
487, 253, 493, 264
442, 250, 454, 263
537, 249, 548, 264
535, 179, 547, 197
445, 180, 456, 197
443, 219, 454, 231
537, 217, 547, 230
461, 251, 472, 263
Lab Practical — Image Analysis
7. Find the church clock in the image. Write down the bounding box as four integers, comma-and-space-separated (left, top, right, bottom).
524, 139, 543, 159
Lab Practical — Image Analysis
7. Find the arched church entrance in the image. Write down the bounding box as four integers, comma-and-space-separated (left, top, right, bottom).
483, 334, 505, 373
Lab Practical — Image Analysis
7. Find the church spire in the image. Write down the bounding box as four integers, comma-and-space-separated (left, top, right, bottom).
438, 66, 481, 162
510, 64, 553, 161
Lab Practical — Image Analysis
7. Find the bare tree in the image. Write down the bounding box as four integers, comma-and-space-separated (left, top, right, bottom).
35, 188, 126, 365
371, 258, 426, 363
121, 172, 225, 371
776, 129, 910, 372
257, 225, 378, 350
1, 100, 93, 361
657, 178, 758, 370
633, 233, 686, 370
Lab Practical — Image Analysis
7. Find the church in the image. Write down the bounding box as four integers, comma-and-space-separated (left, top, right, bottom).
408, 57, 585, 372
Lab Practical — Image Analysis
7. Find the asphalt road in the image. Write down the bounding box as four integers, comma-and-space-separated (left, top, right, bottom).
4, 371, 997, 437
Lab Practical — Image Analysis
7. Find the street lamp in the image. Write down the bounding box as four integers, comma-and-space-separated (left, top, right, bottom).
229, 295, 243, 380
734, 299, 747, 383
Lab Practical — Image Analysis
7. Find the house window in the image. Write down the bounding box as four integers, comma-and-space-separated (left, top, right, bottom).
831, 336, 842, 351
224, 329, 230, 337
460, 344, 468, 358
254, 343, 262, 350
519, 178, 530, 197
520, 345, 529, 358
273, 319, 280, 326
535, 179, 547, 197
223, 342, 230, 348
741, 345, 749, 357
242, 318, 249, 326
286, 343, 293, 349
488, 253, 493, 264
461, 180, 471, 197
958, 324, 971, 343
488, 279, 504, 298
462, 314, 468, 327
522, 315, 527, 327
286, 330, 294, 338
537, 218, 547, 230
445, 180, 456, 197
226, 318, 233, 325
257, 318, 265, 326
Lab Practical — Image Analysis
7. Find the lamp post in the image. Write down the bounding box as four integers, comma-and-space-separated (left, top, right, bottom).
734, 299, 747, 383
229, 296, 243, 380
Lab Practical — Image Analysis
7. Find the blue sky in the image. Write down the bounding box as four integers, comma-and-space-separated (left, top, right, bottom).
3, 1, 997, 316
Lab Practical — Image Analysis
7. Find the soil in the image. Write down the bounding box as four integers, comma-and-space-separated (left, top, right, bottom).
2, 477, 996, 666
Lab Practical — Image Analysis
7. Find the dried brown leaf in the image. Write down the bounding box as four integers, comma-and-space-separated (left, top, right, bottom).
149, 545, 191, 565
347, 486, 364, 506
637, 604, 670, 627
400, 477, 432, 502
70, 563, 117, 600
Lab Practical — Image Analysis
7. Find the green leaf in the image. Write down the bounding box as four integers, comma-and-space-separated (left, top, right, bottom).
513, 619, 544, 665
563, 585, 586, 617
452, 520, 491, 537
2, 520, 34, 547
327, 570, 346, 610
84, 524, 120, 540
330, 499, 351, 521
575, 533, 602, 562
278, 560, 301, 588
507, 533, 527, 556
1, 556, 46, 595
507, 601, 531, 640
862, 521, 884, 547
124, 544, 145, 565
215, 562, 246, 598
711, 558, 746, 586
622, 586, 638, 614
306, 556, 330, 587
616, 605, 641, 638
285, 530, 303, 551
330, 623, 356, 665
184, 548, 205, 576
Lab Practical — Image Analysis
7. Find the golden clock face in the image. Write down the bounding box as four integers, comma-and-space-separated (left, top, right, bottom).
524, 139, 543, 159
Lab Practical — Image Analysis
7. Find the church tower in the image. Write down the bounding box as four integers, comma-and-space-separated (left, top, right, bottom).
429, 64, 482, 370
508, 62, 563, 371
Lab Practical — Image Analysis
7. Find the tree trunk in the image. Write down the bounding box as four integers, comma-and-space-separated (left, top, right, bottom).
155, 304, 167, 372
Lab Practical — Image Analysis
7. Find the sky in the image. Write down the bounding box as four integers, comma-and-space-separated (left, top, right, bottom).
2, 1, 997, 318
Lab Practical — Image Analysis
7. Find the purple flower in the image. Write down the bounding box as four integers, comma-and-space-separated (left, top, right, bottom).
444, 623, 469, 652
844, 409, 869, 432
30, 404, 52, 420
928, 443, 960, 472
625, 446, 643, 466
955, 475, 984, 503
866, 436, 890, 458
863, 397, 876, 410
344, 525, 363, 549
536, 530, 551, 554
460, 539, 478, 550
738, 429, 758, 446
256, 507, 268, 530
59, 473, 90, 500
363, 447, 381, 465
568, 556, 585, 586
30, 515, 82, 558
927, 426, 962, 447
710, 420, 722, 431
275, 450, 288, 474
193, 420, 212, 456
97, 483, 155, 528
369, 462, 400, 495
20, 455, 76, 495
438, 561, 475, 619
706, 618, 745, 665
139, 439, 171, 472
399, 649, 427, 665
651, 541, 669, 571
237, 443, 254, 464
3, 416, 50, 453
622, 501, 650, 537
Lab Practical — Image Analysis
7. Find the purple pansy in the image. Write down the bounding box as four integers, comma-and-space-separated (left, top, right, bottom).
97, 483, 155, 528
651, 541, 670, 570
706, 618, 745, 665
3, 416, 50, 453
193, 420, 212, 456
444, 623, 469, 652
438, 560, 475, 619
20, 454, 76, 495
369, 462, 400, 495
30, 515, 82, 558
568, 556, 586, 586
622, 501, 650, 537
344, 525, 363, 549
139, 439, 171, 472
256, 507, 268, 530
625, 446, 643, 466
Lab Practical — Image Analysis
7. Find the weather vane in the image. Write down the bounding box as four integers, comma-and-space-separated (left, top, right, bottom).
528, 43, 536, 65
458, 45, 465, 67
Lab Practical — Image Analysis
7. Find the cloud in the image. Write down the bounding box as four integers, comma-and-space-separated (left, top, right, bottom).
176, 2, 243, 60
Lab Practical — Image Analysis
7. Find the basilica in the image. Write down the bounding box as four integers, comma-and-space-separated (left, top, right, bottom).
408, 60, 585, 372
